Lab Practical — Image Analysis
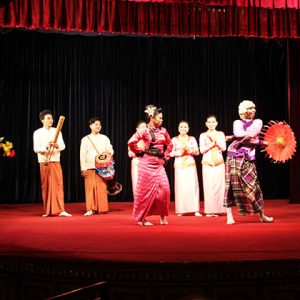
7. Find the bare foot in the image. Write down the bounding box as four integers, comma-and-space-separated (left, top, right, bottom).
226, 217, 235, 225
138, 220, 153, 226
160, 217, 169, 225
260, 215, 273, 223
84, 210, 93, 216
59, 211, 72, 217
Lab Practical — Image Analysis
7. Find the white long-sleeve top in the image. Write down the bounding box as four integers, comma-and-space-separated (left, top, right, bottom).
80, 133, 114, 171
170, 135, 199, 168
227, 119, 262, 161
33, 127, 65, 163
199, 131, 226, 166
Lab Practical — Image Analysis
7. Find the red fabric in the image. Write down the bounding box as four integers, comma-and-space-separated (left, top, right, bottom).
128, 126, 173, 160
1, 200, 300, 262
288, 40, 300, 204
132, 154, 170, 222
1, 0, 300, 37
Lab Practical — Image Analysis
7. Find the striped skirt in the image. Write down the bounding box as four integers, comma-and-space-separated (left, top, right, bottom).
132, 154, 170, 222
224, 156, 264, 215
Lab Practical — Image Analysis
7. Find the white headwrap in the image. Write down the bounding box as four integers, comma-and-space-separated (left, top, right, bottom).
238, 100, 255, 118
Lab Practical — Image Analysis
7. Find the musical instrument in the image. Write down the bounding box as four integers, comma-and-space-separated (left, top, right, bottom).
45, 116, 65, 165
95, 153, 115, 180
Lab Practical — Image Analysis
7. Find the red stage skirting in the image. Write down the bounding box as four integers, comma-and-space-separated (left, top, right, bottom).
1, 200, 300, 263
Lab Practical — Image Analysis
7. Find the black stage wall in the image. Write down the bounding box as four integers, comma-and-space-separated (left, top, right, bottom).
0, 30, 290, 204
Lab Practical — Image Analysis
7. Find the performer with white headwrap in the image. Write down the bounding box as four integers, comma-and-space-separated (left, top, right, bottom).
224, 100, 273, 224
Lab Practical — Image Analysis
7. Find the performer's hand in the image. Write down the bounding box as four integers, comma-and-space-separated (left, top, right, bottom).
50, 143, 59, 149
81, 170, 88, 177
174, 150, 185, 157
163, 158, 168, 167
181, 149, 188, 156
263, 140, 269, 146
207, 134, 214, 140
225, 135, 234, 142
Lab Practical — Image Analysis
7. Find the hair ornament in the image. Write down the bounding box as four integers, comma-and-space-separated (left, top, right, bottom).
144, 106, 157, 117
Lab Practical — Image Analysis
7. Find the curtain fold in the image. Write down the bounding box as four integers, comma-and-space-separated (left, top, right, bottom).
1, 0, 300, 37
288, 39, 300, 204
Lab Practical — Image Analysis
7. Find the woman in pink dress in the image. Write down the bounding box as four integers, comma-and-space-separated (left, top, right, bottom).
171, 121, 201, 217
128, 121, 147, 197
199, 115, 226, 217
128, 105, 173, 226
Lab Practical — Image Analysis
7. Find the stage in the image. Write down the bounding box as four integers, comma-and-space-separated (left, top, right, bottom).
1, 200, 300, 299
1, 200, 300, 263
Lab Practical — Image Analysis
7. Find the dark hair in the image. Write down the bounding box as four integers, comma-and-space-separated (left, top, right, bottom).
206, 114, 217, 122
178, 120, 189, 127
89, 117, 101, 125
136, 120, 146, 128
39, 109, 53, 121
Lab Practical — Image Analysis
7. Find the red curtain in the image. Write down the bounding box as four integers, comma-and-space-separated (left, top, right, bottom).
288, 39, 300, 204
0, 0, 300, 37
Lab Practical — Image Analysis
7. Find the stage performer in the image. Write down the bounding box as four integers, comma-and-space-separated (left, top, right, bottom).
171, 121, 201, 217
128, 104, 173, 226
128, 121, 147, 197
80, 117, 116, 216
200, 115, 226, 217
224, 100, 273, 224
33, 110, 72, 217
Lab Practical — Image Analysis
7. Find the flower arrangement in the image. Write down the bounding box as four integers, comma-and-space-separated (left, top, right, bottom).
0, 137, 15, 158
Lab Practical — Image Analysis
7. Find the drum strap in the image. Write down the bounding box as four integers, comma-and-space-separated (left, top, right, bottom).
87, 136, 100, 155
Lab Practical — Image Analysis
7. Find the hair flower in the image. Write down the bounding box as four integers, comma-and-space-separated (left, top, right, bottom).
144, 106, 157, 117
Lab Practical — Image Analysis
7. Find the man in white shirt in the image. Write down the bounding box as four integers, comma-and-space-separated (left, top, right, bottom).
80, 117, 114, 216
33, 110, 71, 217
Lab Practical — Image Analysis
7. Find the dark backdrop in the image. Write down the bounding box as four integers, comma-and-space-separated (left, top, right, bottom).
0, 30, 289, 204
